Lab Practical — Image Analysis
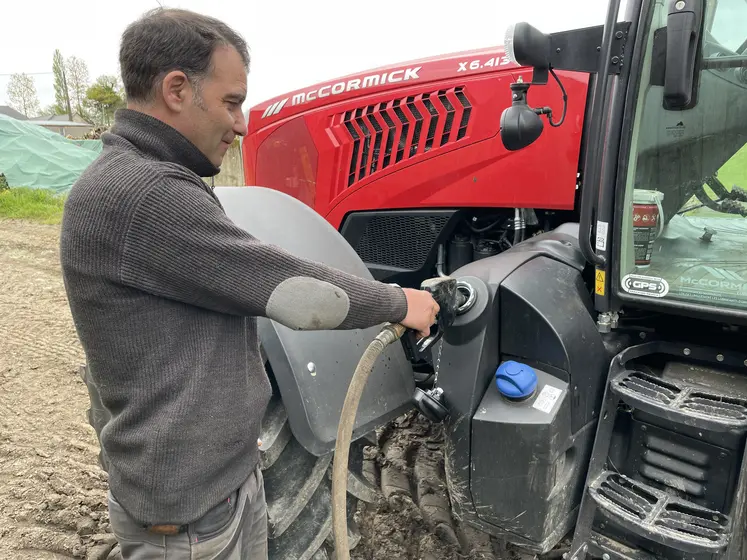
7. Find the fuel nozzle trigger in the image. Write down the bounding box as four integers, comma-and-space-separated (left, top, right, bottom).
415, 276, 460, 354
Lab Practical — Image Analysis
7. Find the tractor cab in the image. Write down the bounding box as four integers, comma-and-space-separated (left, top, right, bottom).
500, 0, 747, 558
501, 0, 747, 327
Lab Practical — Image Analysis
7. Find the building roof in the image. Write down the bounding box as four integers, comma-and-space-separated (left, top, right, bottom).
31, 113, 88, 123
0, 106, 28, 120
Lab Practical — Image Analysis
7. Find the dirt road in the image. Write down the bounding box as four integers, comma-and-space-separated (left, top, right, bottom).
0, 219, 483, 560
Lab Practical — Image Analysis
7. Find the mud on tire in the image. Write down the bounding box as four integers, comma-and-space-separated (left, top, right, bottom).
362, 409, 500, 560
79, 354, 379, 560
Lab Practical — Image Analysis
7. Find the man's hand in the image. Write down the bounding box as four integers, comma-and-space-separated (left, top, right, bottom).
401, 288, 440, 339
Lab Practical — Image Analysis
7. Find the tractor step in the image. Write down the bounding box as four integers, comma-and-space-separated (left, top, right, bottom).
610, 369, 747, 433
589, 471, 731, 554
569, 343, 747, 560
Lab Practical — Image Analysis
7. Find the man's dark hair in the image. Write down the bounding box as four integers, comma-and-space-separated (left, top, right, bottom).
119, 8, 250, 102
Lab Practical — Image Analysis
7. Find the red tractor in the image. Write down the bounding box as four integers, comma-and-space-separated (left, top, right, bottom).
236, 0, 747, 557
82, 0, 747, 558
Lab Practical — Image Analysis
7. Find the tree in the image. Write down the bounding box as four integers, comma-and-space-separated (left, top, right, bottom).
42, 103, 58, 116
86, 75, 125, 127
65, 55, 91, 120
6, 73, 40, 118
53, 49, 73, 119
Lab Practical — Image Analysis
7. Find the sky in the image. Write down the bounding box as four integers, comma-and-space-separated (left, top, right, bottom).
0, 0, 612, 115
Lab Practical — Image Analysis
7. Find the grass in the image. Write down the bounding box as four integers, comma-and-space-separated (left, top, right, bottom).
719, 142, 747, 188
0, 187, 67, 225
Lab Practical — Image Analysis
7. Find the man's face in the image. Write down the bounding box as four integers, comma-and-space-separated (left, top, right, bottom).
178, 45, 248, 167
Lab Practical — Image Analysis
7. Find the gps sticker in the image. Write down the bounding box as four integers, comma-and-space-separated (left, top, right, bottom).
622, 274, 669, 298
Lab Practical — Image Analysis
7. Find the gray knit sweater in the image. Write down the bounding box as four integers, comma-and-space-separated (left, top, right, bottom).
59, 109, 408, 525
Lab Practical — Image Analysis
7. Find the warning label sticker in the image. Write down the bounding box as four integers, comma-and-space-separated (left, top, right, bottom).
533, 385, 563, 414
595, 269, 606, 296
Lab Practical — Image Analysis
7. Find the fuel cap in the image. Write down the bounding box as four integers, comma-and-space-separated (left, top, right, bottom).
495, 360, 537, 401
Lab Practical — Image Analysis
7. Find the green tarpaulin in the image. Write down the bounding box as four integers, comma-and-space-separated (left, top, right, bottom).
0, 114, 102, 194
69, 138, 104, 152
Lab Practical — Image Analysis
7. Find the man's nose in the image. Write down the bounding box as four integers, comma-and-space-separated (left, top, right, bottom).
234, 112, 248, 137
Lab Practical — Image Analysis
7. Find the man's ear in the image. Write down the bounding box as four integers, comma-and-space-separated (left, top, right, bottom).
160, 71, 190, 112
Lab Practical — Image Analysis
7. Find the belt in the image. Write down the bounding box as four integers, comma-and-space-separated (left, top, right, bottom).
146, 523, 188, 535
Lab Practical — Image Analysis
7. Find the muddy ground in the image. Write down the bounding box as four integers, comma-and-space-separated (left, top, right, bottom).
0, 219, 500, 560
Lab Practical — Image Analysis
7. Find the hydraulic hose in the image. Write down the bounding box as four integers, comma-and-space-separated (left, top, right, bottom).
332, 321, 407, 560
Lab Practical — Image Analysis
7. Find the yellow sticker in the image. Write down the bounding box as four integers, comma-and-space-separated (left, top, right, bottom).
595, 269, 606, 296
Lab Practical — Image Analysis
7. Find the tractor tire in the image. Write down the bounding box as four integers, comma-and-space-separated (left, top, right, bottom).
364, 409, 502, 560
79, 350, 379, 560
366, 410, 569, 560
259, 366, 378, 559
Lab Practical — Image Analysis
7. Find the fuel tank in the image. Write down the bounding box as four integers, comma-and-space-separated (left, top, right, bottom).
435, 224, 612, 553
243, 46, 590, 229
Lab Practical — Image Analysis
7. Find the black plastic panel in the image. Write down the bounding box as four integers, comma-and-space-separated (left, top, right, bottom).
432, 223, 613, 552
622, 419, 735, 512
215, 187, 415, 456
471, 364, 597, 548
499, 248, 609, 434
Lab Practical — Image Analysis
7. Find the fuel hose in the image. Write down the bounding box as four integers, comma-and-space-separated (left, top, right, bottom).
331, 322, 407, 560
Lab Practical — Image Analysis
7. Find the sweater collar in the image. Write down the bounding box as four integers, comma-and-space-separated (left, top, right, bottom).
106, 108, 221, 178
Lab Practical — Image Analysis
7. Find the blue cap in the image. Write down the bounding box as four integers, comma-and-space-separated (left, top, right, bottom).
495, 361, 537, 400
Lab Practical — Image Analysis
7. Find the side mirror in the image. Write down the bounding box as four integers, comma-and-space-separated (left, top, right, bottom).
499, 21, 569, 151
500, 81, 544, 151
499, 22, 552, 151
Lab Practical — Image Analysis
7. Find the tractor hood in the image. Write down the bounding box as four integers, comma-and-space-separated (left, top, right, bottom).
241, 43, 587, 239
248, 45, 519, 130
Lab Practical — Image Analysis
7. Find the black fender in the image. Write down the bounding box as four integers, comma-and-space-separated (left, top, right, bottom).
214, 186, 415, 456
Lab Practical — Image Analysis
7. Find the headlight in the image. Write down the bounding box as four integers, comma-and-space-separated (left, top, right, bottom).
504, 23, 517, 64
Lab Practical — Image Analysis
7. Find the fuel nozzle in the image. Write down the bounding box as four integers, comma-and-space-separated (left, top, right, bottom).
409, 276, 462, 423
416, 276, 461, 353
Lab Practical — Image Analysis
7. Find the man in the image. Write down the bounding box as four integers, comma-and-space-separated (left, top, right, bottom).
59, 7, 439, 559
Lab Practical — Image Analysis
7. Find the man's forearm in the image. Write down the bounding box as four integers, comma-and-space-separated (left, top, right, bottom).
119, 180, 408, 330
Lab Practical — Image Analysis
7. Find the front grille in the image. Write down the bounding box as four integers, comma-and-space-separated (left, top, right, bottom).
336, 87, 473, 189
355, 214, 451, 270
